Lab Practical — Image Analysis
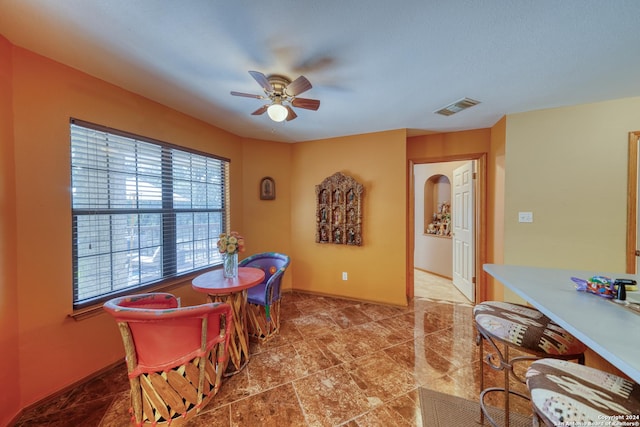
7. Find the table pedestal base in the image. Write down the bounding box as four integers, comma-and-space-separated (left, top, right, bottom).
208, 290, 249, 376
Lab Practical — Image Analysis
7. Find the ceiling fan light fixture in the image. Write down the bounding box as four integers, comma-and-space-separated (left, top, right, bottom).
267, 103, 288, 122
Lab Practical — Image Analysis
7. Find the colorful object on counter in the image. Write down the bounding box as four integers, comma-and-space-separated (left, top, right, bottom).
571, 275, 616, 298
571, 276, 637, 299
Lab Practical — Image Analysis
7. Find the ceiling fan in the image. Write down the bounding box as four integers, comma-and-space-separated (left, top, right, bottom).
231, 71, 320, 122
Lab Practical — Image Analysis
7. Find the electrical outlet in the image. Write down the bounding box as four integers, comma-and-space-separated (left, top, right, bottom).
518, 212, 533, 223
342, 272, 348, 281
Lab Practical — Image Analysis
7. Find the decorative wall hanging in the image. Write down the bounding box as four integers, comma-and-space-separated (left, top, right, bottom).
315, 172, 363, 245
260, 177, 275, 200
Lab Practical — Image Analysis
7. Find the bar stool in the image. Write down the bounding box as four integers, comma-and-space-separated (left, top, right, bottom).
526, 358, 640, 426
475, 301, 587, 426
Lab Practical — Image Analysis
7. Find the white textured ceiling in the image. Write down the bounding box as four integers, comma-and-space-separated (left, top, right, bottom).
1, 1, 639, 143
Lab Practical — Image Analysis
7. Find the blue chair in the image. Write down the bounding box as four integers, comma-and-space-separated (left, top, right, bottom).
238, 252, 290, 342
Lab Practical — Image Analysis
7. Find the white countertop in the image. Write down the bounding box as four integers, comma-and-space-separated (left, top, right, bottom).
484, 264, 640, 383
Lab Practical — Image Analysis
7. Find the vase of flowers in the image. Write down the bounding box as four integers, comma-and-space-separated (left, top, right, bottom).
217, 231, 245, 278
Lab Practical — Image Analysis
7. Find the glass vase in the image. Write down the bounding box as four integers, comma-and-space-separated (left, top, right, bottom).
223, 252, 238, 278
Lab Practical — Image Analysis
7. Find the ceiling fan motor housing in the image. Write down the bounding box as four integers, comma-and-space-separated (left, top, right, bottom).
267, 74, 292, 97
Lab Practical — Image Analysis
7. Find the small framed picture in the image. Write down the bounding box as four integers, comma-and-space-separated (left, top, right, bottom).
260, 177, 275, 200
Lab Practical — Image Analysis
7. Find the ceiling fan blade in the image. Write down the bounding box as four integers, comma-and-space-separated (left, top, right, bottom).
248, 70, 273, 92
231, 91, 264, 99
251, 105, 269, 116
285, 106, 298, 121
291, 97, 320, 111
285, 75, 312, 96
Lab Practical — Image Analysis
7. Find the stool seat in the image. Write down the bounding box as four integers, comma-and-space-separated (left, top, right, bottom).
474, 301, 587, 357
475, 301, 586, 427
526, 359, 640, 426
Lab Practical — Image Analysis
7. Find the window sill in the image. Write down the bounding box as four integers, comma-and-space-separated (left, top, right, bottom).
68, 269, 215, 321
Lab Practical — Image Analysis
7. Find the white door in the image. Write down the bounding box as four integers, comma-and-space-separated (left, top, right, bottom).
452, 161, 475, 302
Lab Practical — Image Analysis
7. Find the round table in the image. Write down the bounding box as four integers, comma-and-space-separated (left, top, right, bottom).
192, 267, 265, 375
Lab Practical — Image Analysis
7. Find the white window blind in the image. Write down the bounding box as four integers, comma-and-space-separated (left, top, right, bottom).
70, 119, 229, 308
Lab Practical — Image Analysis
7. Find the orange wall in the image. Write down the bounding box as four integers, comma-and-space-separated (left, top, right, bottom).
240, 137, 293, 290
0, 36, 20, 427
243, 130, 410, 306
290, 130, 408, 306
8, 46, 248, 412
407, 128, 491, 160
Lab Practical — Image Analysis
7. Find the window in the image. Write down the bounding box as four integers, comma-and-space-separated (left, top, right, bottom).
70, 119, 229, 309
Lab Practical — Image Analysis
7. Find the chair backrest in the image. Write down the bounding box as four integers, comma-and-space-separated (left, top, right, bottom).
103, 292, 233, 377
239, 252, 290, 303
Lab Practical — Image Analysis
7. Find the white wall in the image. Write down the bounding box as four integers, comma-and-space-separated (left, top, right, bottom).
414, 161, 467, 277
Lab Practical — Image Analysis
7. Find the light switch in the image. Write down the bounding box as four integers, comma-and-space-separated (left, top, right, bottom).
518, 212, 533, 223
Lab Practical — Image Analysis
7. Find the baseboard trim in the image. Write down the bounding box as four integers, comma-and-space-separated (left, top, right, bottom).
13, 359, 125, 424
414, 267, 453, 281
283, 288, 407, 308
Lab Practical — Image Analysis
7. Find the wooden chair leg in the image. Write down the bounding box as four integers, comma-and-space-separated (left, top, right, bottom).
247, 300, 281, 342
128, 347, 226, 426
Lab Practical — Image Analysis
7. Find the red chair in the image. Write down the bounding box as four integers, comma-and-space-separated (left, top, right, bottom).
103, 293, 233, 426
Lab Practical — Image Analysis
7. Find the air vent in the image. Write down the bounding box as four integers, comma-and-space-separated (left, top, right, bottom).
435, 98, 481, 116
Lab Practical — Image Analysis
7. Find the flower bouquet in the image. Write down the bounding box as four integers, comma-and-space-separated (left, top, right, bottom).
217, 231, 245, 278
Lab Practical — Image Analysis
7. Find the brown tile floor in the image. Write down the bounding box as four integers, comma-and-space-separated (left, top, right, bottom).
14, 271, 533, 426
